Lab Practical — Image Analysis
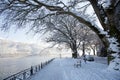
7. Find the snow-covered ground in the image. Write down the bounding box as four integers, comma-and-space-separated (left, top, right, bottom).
92, 56, 107, 64
29, 58, 120, 80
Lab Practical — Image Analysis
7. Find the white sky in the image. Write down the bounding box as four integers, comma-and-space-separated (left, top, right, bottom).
0, 29, 41, 44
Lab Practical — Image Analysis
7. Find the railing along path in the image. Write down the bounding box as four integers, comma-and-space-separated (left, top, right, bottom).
3, 58, 54, 80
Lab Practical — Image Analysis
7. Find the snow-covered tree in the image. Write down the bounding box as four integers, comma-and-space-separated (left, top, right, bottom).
0, 0, 120, 70
84, 32, 102, 56
44, 15, 92, 58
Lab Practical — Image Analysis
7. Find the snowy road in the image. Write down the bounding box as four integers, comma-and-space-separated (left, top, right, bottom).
29, 58, 120, 80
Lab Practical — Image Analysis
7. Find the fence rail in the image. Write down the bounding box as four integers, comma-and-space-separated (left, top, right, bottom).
3, 58, 55, 80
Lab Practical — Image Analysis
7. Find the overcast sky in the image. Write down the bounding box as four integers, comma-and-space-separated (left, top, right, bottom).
0, 1, 102, 44
0, 28, 40, 43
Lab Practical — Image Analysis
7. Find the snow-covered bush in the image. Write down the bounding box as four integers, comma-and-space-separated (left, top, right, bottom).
108, 57, 120, 71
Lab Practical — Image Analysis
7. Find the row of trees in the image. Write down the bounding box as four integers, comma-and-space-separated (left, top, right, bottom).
43, 15, 100, 58
0, 0, 119, 68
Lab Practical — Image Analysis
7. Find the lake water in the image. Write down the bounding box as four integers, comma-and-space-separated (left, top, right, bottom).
0, 55, 54, 80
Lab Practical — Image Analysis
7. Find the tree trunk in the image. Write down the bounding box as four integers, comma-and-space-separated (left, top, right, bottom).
72, 48, 78, 58
105, 1, 120, 64
89, 0, 120, 64
93, 48, 96, 55
71, 43, 78, 58
89, 0, 108, 30
72, 52, 77, 58
82, 42, 85, 56
90, 46, 96, 56
99, 47, 107, 57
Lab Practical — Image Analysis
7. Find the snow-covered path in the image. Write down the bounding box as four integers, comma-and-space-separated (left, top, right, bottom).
29, 58, 120, 80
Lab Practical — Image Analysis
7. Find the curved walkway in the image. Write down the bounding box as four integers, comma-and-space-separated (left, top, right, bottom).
29, 58, 120, 80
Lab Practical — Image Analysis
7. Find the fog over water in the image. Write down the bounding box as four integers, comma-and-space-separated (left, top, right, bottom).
0, 56, 54, 80
0, 37, 71, 80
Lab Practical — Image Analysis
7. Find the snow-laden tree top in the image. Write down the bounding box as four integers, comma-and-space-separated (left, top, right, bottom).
0, 0, 102, 33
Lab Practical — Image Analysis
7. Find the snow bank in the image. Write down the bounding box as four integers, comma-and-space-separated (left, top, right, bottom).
107, 37, 120, 71
98, 29, 120, 71
108, 37, 119, 53
108, 58, 120, 71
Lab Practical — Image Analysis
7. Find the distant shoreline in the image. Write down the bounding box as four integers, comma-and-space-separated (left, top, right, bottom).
0, 54, 40, 59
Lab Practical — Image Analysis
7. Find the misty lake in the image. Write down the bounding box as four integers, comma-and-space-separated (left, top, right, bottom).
0, 55, 54, 80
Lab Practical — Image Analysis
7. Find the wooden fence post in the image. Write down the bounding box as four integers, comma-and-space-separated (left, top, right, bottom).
23, 72, 26, 79
11, 76, 16, 80
36, 66, 37, 72
41, 63, 43, 69
30, 66, 33, 76
39, 65, 41, 70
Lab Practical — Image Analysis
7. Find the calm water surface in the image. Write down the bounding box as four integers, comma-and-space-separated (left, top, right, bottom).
0, 55, 54, 80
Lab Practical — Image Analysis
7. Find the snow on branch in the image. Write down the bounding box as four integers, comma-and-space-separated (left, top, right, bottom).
0, 0, 104, 41
98, 0, 112, 8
